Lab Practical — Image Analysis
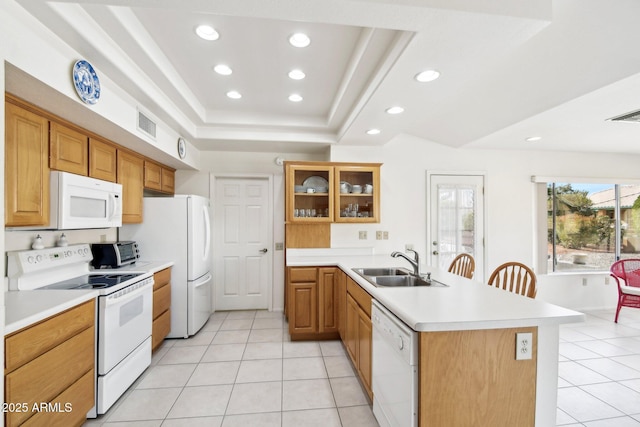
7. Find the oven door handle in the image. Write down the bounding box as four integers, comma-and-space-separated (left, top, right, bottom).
103, 280, 153, 307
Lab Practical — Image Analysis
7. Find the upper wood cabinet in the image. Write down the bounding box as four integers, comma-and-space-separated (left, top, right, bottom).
49, 122, 89, 176
334, 164, 380, 223
117, 150, 144, 224
285, 161, 381, 224
285, 163, 334, 223
89, 137, 117, 182
144, 160, 175, 194
5, 102, 50, 227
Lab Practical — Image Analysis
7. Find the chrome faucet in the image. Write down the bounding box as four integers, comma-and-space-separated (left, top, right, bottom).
391, 249, 420, 276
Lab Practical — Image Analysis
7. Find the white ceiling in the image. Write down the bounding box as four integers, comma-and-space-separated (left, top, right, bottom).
12, 0, 640, 155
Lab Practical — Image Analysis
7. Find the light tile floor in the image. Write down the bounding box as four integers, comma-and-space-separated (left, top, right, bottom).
557, 308, 640, 426
84, 307, 640, 426
84, 310, 379, 427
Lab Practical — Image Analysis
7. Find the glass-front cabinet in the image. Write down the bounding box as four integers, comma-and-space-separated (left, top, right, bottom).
334, 165, 380, 223
286, 163, 334, 222
285, 161, 381, 223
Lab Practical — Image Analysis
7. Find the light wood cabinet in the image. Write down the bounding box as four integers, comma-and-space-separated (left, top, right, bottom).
419, 327, 537, 426
345, 276, 373, 400
117, 150, 144, 223
284, 161, 381, 224
4, 299, 95, 427
89, 137, 117, 182
5, 101, 50, 227
144, 160, 175, 194
152, 267, 172, 351
287, 266, 340, 340
334, 165, 380, 223
49, 122, 88, 176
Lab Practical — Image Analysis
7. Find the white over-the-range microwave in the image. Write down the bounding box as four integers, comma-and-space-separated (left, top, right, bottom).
8, 171, 123, 230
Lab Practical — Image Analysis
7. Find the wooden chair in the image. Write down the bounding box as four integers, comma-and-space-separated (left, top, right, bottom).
487, 262, 537, 298
448, 253, 475, 279
610, 259, 640, 323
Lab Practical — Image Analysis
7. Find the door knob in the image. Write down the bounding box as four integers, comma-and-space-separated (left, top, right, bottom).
432, 251, 439, 255
260, 248, 268, 253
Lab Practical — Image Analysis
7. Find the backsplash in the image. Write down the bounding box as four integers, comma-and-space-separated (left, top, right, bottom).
4, 228, 118, 252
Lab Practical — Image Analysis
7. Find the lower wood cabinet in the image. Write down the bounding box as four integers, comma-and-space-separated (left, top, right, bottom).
345, 276, 373, 400
152, 267, 172, 351
287, 266, 340, 340
4, 299, 95, 427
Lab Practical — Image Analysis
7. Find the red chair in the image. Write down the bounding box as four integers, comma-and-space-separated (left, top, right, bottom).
610, 259, 640, 322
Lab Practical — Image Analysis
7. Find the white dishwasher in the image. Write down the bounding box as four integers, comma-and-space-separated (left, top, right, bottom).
372, 300, 419, 427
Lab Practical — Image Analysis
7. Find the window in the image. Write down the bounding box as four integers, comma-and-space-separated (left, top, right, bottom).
546, 182, 640, 272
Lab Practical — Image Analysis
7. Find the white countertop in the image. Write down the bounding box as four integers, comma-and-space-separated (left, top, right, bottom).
90, 260, 174, 274
5, 289, 98, 335
5, 259, 174, 336
287, 251, 585, 332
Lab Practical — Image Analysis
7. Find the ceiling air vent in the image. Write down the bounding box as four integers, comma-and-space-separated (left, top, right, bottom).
137, 109, 157, 139
608, 109, 640, 123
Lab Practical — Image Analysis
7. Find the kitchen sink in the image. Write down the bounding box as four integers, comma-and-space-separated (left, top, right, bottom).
352, 267, 411, 276
352, 267, 447, 288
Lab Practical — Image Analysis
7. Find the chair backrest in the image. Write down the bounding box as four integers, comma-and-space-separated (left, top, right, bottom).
610, 259, 640, 288
487, 262, 537, 298
448, 253, 475, 279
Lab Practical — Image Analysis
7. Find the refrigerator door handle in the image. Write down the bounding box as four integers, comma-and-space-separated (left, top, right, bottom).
194, 272, 213, 287
202, 204, 211, 261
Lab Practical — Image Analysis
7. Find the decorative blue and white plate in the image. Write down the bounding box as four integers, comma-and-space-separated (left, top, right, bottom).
72, 60, 101, 105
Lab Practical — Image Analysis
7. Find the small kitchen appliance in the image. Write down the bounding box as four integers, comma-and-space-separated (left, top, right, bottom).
7, 243, 154, 417
90, 241, 140, 268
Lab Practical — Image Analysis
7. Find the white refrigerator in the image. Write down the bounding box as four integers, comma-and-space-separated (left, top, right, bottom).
121, 195, 212, 338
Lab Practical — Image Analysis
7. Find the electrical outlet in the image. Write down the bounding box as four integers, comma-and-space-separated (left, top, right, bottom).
516, 332, 533, 360
582, 278, 588, 286
359, 231, 367, 240
605, 276, 610, 285
376, 231, 383, 240
383, 231, 389, 240
405, 244, 414, 251
275, 242, 284, 250
100, 234, 107, 242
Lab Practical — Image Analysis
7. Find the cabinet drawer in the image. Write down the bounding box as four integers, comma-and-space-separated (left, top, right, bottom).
5, 327, 94, 426
289, 267, 317, 283
154, 267, 171, 290
20, 369, 94, 427
152, 309, 171, 351
347, 278, 372, 317
153, 282, 171, 319
5, 299, 94, 372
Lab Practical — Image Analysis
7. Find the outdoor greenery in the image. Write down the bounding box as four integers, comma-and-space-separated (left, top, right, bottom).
548, 184, 615, 250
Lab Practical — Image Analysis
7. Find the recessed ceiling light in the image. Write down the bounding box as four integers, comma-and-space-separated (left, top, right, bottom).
214, 64, 232, 76
195, 25, 219, 41
525, 136, 542, 142
415, 70, 440, 83
288, 94, 303, 102
288, 69, 306, 80
366, 129, 381, 135
386, 106, 404, 115
289, 33, 310, 48
226, 90, 242, 99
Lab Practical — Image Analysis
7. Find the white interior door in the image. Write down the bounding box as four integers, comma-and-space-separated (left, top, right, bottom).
429, 174, 485, 281
214, 177, 271, 310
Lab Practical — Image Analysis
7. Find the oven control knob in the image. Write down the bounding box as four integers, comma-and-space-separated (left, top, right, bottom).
27, 256, 35, 264
35, 255, 43, 263
397, 335, 404, 350
65, 251, 72, 257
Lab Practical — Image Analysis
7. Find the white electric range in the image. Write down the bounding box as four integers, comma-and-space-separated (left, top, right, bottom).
7, 244, 154, 416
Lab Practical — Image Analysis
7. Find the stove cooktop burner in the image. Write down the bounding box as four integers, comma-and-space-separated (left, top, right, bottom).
41, 272, 145, 291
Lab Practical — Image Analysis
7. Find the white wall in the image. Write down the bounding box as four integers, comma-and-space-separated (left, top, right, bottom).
330, 134, 635, 311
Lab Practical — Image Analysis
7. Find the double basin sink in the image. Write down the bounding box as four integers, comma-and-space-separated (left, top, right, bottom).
352, 267, 447, 288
